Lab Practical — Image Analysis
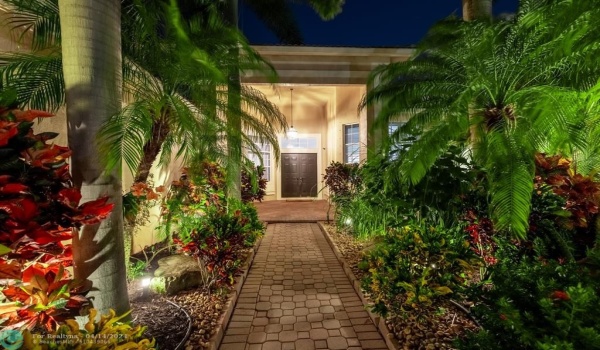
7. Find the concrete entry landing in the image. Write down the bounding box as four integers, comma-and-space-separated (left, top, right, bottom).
219, 223, 388, 350
253, 200, 330, 223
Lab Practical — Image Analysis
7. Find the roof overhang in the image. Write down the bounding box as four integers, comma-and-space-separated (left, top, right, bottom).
244, 45, 414, 85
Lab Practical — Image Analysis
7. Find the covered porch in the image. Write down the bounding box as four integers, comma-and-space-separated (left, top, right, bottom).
242, 45, 412, 201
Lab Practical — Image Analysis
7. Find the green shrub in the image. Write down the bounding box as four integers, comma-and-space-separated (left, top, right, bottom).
165, 161, 265, 288
361, 221, 477, 316
332, 145, 481, 238
175, 201, 263, 286
458, 240, 600, 350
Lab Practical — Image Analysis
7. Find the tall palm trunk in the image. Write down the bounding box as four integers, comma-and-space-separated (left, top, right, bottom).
225, 0, 242, 200
58, 0, 130, 316
464, 0, 492, 156
462, 0, 492, 21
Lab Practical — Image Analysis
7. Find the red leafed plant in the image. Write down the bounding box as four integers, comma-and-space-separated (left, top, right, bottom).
464, 210, 498, 266
0, 101, 113, 331
534, 153, 600, 229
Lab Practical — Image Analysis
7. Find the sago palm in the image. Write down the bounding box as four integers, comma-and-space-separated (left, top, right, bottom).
362, 0, 600, 238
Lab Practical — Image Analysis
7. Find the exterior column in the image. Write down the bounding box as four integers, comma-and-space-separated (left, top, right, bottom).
361, 80, 384, 162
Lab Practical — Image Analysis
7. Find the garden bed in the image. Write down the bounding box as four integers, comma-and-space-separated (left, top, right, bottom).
320, 223, 479, 350
128, 240, 261, 349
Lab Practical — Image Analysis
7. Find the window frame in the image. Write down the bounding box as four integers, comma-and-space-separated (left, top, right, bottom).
343, 123, 360, 164
247, 140, 272, 182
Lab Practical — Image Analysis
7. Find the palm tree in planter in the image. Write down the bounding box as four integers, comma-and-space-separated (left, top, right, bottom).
362, 0, 600, 238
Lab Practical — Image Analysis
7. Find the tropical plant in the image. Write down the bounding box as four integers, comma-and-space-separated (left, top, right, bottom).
163, 161, 263, 287
361, 221, 477, 316
241, 165, 267, 203
23, 308, 155, 349
362, 0, 600, 238
323, 161, 362, 201
458, 240, 600, 350
104, 0, 286, 184
0, 98, 114, 330
332, 145, 481, 238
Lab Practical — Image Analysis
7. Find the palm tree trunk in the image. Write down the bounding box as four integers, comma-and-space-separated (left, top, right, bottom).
225, 0, 242, 200
464, 0, 492, 157
134, 116, 171, 184
58, 0, 130, 316
462, 0, 492, 21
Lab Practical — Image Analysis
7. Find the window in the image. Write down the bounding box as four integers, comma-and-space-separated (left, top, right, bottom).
280, 136, 319, 149
343, 124, 360, 164
248, 142, 271, 181
388, 122, 407, 159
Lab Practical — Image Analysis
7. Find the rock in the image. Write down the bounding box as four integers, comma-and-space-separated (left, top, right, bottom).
153, 255, 203, 295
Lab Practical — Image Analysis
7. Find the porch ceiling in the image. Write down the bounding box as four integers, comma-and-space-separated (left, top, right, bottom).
250, 85, 337, 107
249, 84, 366, 111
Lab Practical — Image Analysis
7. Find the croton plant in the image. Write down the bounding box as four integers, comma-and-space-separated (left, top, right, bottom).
0, 98, 113, 331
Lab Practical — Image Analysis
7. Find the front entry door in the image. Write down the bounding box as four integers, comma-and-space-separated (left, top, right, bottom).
281, 153, 318, 198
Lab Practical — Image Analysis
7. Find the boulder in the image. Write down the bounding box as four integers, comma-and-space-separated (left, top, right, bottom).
153, 255, 202, 295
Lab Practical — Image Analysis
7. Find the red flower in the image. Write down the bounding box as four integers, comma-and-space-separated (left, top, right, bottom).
551, 290, 570, 301
499, 314, 508, 321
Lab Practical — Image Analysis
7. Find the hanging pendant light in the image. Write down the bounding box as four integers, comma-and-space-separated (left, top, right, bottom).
288, 88, 298, 138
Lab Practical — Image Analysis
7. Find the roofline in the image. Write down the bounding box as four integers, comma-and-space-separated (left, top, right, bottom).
251, 45, 414, 58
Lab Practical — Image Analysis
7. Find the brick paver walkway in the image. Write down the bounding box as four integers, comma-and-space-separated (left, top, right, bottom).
254, 201, 329, 222
220, 223, 388, 350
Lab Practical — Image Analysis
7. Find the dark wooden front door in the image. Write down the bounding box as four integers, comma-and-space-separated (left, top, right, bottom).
281, 153, 318, 198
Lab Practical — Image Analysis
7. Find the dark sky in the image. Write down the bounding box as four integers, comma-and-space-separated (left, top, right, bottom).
240, 0, 520, 47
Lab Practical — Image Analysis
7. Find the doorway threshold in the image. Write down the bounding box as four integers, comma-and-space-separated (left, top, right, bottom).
285, 198, 317, 202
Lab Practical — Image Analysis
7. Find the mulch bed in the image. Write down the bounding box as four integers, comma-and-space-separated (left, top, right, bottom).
130, 295, 189, 349
322, 223, 479, 350
128, 246, 251, 349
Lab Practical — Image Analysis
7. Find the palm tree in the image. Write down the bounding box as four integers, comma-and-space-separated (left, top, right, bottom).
57, 0, 130, 315
102, 0, 286, 185
362, 0, 600, 238
0, 0, 286, 185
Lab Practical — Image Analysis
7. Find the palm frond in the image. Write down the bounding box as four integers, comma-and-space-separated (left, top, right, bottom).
486, 132, 534, 238
0, 50, 64, 111
1, 0, 60, 50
